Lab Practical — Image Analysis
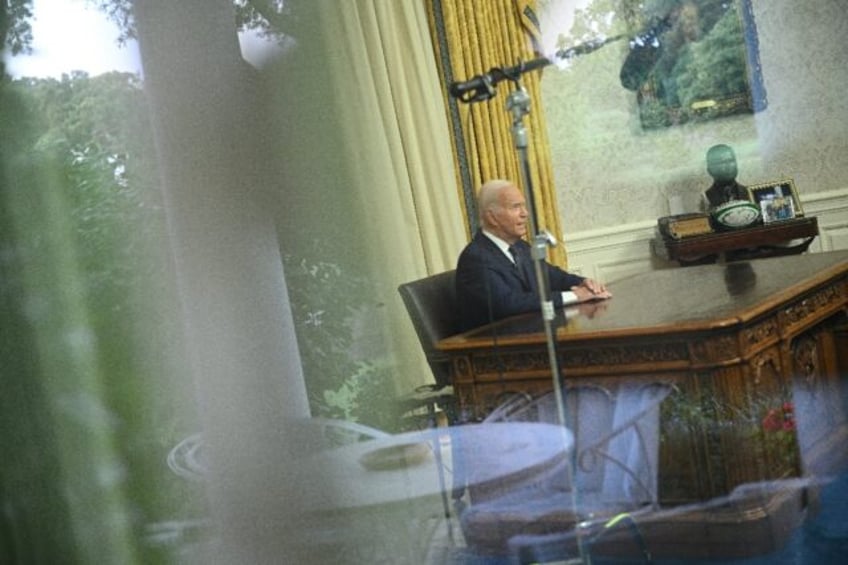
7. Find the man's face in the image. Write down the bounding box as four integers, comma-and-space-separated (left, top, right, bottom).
485, 184, 528, 243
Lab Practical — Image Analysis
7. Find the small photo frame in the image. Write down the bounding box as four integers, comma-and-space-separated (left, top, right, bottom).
747, 179, 803, 224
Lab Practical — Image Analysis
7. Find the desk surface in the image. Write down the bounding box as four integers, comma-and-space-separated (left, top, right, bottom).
289, 422, 573, 512
439, 250, 848, 348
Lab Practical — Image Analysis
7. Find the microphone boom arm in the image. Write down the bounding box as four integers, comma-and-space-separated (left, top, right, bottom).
448, 34, 625, 103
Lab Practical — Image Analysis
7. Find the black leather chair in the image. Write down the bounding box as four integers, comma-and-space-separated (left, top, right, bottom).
397, 270, 459, 427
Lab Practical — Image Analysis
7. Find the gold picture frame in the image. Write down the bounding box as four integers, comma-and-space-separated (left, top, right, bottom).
747, 179, 803, 224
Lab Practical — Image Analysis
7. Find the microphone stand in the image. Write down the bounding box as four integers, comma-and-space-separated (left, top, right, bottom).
506, 80, 590, 565
448, 34, 638, 404
503, 84, 566, 430
448, 35, 628, 565
449, 40, 618, 427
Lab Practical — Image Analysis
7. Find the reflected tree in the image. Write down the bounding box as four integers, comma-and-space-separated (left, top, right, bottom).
543, 0, 758, 129
620, 0, 756, 128
1, 65, 194, 562
87, 0, 399, 426
0, 0, 33, 55
87, 0, 309, 44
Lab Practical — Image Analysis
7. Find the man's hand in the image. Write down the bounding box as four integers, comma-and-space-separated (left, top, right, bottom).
571, 278, 612, 302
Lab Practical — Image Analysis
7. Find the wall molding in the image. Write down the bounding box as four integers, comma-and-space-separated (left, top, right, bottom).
803, 188, 848, 252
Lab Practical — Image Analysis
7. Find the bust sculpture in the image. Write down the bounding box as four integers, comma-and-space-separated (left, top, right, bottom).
702, 144, 759, 229
702, 144, 750, 208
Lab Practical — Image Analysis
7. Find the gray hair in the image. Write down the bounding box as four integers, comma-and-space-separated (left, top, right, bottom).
477, 179, 515, 222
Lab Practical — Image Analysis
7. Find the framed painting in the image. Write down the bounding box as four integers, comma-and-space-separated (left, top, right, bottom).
748, 179, 803, 224
619, 0, 767, 129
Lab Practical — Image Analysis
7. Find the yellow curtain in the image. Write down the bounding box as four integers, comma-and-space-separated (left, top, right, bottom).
425, 0, 568, 267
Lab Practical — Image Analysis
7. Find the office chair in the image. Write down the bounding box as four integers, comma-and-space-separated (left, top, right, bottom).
397, 269, 466, 537
397, 270, 460, 428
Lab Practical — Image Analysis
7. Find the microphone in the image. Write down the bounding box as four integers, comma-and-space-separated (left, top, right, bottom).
448, 56, 551, 102
449, 16, 673, 102
448, 73, 496, 102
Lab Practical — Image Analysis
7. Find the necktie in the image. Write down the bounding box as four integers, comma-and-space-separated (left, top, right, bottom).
509, 244, 528, 286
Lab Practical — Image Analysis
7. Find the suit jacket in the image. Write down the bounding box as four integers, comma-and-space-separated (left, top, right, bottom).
455, 230, 585, 331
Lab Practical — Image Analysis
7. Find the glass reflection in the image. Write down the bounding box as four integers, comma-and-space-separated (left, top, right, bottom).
1, 1, 846, 565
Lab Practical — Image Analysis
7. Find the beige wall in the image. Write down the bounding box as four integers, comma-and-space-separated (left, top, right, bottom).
541, 0, 848, 239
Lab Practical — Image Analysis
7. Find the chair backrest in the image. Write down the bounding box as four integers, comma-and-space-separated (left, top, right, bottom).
397, 270, 459, 388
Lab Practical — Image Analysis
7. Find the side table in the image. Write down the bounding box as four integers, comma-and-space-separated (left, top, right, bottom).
652, 216, 819, 266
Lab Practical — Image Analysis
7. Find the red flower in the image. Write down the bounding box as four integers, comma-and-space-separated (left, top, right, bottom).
762, 403, 795, 433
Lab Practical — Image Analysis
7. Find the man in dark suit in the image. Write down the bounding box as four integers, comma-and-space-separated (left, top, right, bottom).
456, 179, 611, 331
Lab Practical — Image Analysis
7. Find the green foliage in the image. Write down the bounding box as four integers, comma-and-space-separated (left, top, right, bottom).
83, 0, 309, 47
0, 0, 33, 55
9, 72, 165, 309
661, 386, 801, 481
558, 1, 754, 129
2, 71, 191, 563
670, 6, 747, 112
634, 0, 753, 128
321, 359, 400, 429
555, 0, 625, 51
281, 239, 402, 432
233, 0, 310, 41
1, 74, 82, 565
87, 0, 134, 44
1, 0, 308, 60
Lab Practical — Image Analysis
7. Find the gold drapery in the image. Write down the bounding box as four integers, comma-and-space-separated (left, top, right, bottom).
425, 0, 568, 267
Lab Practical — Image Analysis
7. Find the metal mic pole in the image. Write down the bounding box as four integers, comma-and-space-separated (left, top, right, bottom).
504, 80, 588, 565
503, 85, 567, 426
449, 29, 668, 565
451, 49, 622, 564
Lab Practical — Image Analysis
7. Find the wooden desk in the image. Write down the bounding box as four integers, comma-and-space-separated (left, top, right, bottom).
652, 216, 819, 265
437, 251, 848, 507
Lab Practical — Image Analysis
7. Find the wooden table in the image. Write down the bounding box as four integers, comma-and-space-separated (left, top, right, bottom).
437, 251, 848, 507
652, 216, 819, 265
